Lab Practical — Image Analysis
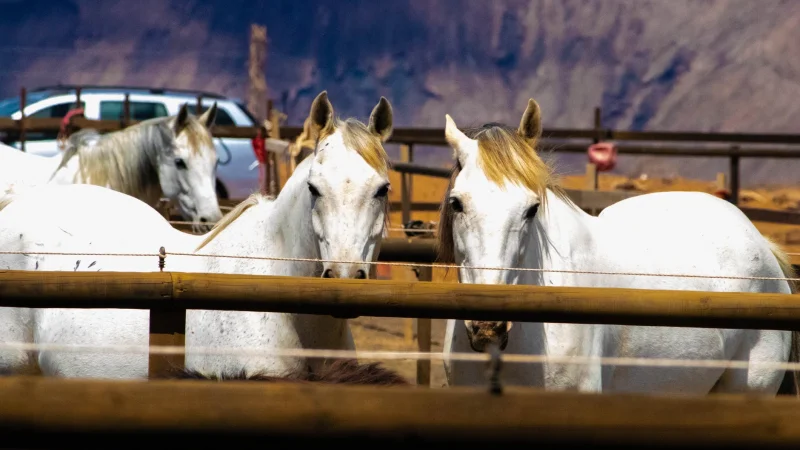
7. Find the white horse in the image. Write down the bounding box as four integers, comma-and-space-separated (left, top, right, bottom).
437, 99, 799, 395
0, 142, 67, 195
0, 91, 395, 380
0, 103, 222, 231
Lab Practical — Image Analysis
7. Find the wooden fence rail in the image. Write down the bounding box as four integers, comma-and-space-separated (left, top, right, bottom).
2, 270, 800, 331
1, 376, 799, 448
390, 161, 800, 225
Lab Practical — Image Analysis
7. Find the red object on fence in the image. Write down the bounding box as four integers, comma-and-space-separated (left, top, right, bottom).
588, 142, 618, 172
251, 128, 268, 195
57, 107, 85, 150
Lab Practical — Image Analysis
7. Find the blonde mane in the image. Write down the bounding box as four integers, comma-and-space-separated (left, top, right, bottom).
53, 114, 213, 198
0, 193, 14, 212
436, 123, 572, 264
194, 193, 269, 251
319, 118, 390, 176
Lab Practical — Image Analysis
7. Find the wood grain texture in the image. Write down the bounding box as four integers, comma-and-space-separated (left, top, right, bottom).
2, 270, 800, 330
0, 376, 798, 447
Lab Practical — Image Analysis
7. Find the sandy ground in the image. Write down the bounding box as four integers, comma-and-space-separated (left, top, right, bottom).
270, 160, 800, 386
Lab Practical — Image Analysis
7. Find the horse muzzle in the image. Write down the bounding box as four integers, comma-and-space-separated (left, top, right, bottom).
464, 320, 511, 353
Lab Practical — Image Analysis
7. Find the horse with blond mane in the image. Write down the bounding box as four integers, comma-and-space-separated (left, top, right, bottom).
0, 91, 394, 380
0, 103, 221, 232
437, 98, 799, 395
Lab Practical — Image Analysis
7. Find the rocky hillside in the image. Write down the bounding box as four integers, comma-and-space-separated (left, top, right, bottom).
3, 0, 800, 186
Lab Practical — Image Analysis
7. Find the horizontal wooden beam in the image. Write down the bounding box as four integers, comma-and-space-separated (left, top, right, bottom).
0, 376, 799, 448
387, 163, 800, 225
1, 270, 799, 330
378, 238, 439, 262
7, 116, 800, 151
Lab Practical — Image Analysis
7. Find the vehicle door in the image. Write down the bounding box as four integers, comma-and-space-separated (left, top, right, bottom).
193, 101, 260, 200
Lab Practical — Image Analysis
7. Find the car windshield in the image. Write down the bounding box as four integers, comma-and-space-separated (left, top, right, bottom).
0, 92, 53, 117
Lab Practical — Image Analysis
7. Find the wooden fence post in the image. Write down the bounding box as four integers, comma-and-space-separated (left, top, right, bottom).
716, 172, 726, 192
267, 100, 283, 194
730, 147, 740, 206
400, 144, 413, 225
590, 106, 602, 191
415, 265, 432, 387
18, 87, 26, 152
149, 309, 185, 379
149, 249, 185, 378
400, 143, 415, 344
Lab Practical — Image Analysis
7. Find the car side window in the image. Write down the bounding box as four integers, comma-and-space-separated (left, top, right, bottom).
192, 104, 235, 126
100, 101, 169, 121
26, 101, 86, 141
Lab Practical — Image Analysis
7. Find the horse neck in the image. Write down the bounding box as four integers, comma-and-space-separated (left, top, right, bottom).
521, 189, 600, 285
517, 189, 606, 385
76, 124, 163, 206
197, 156, 320, 277
269, 158, 320, 273
185, 158, 349, 375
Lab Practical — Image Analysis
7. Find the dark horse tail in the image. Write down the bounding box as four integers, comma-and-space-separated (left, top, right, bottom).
164, 358, 411, 386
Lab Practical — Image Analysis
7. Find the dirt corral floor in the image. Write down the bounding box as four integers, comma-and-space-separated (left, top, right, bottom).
272, 161, 800, 386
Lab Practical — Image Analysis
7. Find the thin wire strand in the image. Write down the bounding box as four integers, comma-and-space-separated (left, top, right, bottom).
4, 341, 800, 372
1, 248, 798, 283
166, 220, 436, 234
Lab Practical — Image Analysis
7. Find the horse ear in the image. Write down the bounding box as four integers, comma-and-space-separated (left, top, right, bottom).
445, 114, 474, 166
518, 98, 542, 142
198, 102, 218, 128
368, 97, 393, 142
309, 91, 334, 134
172, 103, 190, 134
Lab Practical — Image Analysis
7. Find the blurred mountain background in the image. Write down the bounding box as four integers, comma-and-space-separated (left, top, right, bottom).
2, 0, 799, 186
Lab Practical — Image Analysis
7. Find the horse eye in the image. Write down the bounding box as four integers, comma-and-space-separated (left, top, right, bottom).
308, 183, 321, 197
449, 197, 464, 213
374, 184, 390, 198
525, 204, 540, 220
174, 158, 187, 170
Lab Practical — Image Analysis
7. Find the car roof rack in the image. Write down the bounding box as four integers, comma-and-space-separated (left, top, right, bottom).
28, 84, 227, 100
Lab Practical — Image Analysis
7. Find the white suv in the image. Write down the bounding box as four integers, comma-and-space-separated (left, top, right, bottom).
0, 85, 261, 200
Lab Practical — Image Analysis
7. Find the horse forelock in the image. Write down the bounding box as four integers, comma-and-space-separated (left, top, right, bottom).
175, 115, 215, 156
320, 118, 390, 177
436, 123, 575, 266
465, 123, 567, 206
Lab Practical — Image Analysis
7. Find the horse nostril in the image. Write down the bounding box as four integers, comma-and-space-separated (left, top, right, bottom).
200, 217, 208, 223
355, 269, 366, 279
323, 269, 334, 278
